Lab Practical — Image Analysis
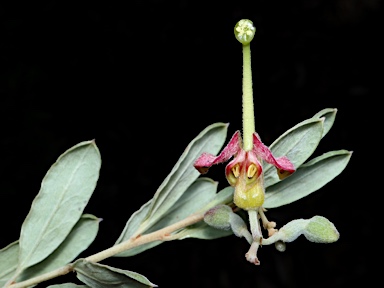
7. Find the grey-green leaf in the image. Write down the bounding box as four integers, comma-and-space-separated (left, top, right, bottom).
115, 178, 219, 257
264, 150, 352, 208
113, 199, 152, 253
176, 221, 233, 240
18, 140, 101, 270
74, 259, 157, 288
312, 108, 337, 138
0, 241, 19, 287
175, 186, 235, 240
46, 284, 90, 288
18, 214, 100, 281
134, 123, 228, 233
146, 178, 219, 233
264, 118, 324, 188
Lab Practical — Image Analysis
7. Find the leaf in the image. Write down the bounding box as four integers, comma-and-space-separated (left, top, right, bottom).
0, 241, 19, 287
264, 118, 324, 188
115, 178, 219, 256
46, 284, 89, 288
74, 259, 157, 288
196, 186, 234, 213
175, 221, 233, 240
18, 140, 101, 271
264, 150, 352, 208
18, 214, 100, 281
140, 123, 228, 231
312, 108, 337, 138
175, 186, 235, 240
114, 200, 152, 251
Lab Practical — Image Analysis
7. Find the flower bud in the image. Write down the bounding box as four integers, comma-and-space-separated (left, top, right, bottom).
304, 216, 340, 243
204, 205, 232, 230
275, 241, 286, 252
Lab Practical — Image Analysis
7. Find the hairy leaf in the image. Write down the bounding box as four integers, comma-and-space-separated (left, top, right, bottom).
115, 178, 218, 256
74, 259, 157, 287
264, 150, 352, 208
140, 123, 228, 231
0, 241, 19, 287
18, 141, 101, 270
19, 214, 100, 281
264, 118, 324, 187
175, 186, 235, 240
312, 108, 337, 138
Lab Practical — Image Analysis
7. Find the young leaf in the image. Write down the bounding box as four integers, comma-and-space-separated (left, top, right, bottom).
264, 150, 352, 208
0, 241, 19, 287
114, 199, 152, 245
18, 141, 101, 271
264, 118, 324, 188
115, 178, 219, 257
74, 259, 157, 287
18, 214, 100, 281
135, 123, 228, 233
312, 108, 337, 138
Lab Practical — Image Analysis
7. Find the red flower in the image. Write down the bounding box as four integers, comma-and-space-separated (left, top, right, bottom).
194, 131, 295, 210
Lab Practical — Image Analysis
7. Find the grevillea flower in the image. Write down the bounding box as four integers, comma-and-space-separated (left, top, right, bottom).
194, 130, 295, 210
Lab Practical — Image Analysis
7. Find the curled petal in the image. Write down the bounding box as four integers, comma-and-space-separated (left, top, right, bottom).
252, 133, 295, 175
194, 131, 242, 174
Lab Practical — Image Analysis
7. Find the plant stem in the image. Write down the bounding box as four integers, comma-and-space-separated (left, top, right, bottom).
242, 43, 255, 151
7, 212, 205, 288
85, 211, 204, 263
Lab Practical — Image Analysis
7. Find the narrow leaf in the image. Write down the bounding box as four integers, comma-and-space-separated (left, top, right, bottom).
176, 221, 233, 240
146, 178, 218, 232
175, 186, 235, 240
18, 214, 100, 281
18, 140, 101, 270
74, 259, 157, 288
114, 200, 152, 246
264, 150, 352, 208
139, 123, 228, 231
0, 241, 19, 287
264, 118, 324, 187
115, 178, 219, 256
312, 108, 337, 138
196, 186, 234, 213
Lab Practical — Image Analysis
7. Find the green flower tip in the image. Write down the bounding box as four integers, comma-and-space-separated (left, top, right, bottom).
234, 19, 256, 45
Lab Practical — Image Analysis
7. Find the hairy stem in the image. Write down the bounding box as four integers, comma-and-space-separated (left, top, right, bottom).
242, 43, 255, 151
7, 212, 205, 288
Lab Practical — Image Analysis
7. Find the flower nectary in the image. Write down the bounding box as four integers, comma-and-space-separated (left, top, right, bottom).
226, 149, 264, 209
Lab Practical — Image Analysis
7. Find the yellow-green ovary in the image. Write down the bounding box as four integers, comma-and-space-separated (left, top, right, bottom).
234, 181, 264, 210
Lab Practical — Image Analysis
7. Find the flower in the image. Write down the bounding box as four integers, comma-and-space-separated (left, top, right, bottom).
194, 130, 295, 210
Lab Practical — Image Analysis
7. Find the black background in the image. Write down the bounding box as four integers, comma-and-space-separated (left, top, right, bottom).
1, 0, 380, 287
